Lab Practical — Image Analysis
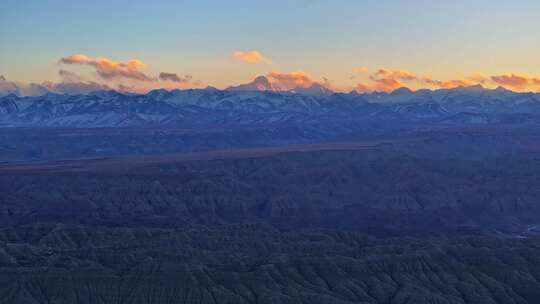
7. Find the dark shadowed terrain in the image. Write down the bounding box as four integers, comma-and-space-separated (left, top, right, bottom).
2, 88, 540, 303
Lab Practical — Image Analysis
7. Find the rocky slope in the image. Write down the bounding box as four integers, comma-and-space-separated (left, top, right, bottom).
1, 148, 540, 303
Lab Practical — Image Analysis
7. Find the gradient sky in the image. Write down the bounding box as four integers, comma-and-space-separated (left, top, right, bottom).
2, 0, 540, 92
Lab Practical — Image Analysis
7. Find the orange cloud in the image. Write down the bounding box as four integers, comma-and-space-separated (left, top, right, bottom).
373, 69, 417, 81
356, 68, 490, 93
420, 73, 540, 92
59, 54, 203, 93
420, 77, 476, 89
60, 54, 154, 82
266, 71, 314, 90
468, 73, 489, 84
491, 74, 540, 92
438, 79, 475, 89
356, 68, 414, 93
232, 51, 272, 64
357, 78, 404, 93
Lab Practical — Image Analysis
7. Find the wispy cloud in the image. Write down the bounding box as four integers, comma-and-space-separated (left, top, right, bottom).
372, 69, 417, 81
57, 54, 205, 93
232, 51, 272, 64
43, 80, 112, 95
48, 69, 113, 94
159, 72, 192, 83
58, 69, 85, 82
59, 54, 155, 82
353, 67, 369, 74
421, 77, 475, 89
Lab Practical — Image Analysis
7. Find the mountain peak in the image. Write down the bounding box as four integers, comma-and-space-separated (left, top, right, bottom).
459, 84, 485, 92
391, 87, 413, 95
252, 76, 273, 90
203, 85, 220, 91
228, 75, 275, 92
494, 86, 511, 92
290, 83, 333, 95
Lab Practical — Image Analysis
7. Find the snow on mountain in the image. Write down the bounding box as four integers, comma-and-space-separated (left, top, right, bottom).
1, 86, 540, 128
289, 83, 333, 96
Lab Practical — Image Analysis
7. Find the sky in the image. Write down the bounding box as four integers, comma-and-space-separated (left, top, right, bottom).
2, 0, 540, 93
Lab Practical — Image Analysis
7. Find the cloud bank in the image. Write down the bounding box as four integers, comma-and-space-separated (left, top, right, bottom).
355, 69, 540, 93
7, 52, 540, 95
491, 74, 540, 91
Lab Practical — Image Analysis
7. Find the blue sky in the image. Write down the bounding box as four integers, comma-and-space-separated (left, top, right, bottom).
2, 0, 540, 92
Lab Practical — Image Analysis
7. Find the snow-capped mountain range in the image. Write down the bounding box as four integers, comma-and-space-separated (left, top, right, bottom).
1, 84, 540, 128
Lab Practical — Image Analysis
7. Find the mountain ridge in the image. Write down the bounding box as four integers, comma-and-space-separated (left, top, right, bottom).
1, 85, 540, 128
5, 73, 540, 97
